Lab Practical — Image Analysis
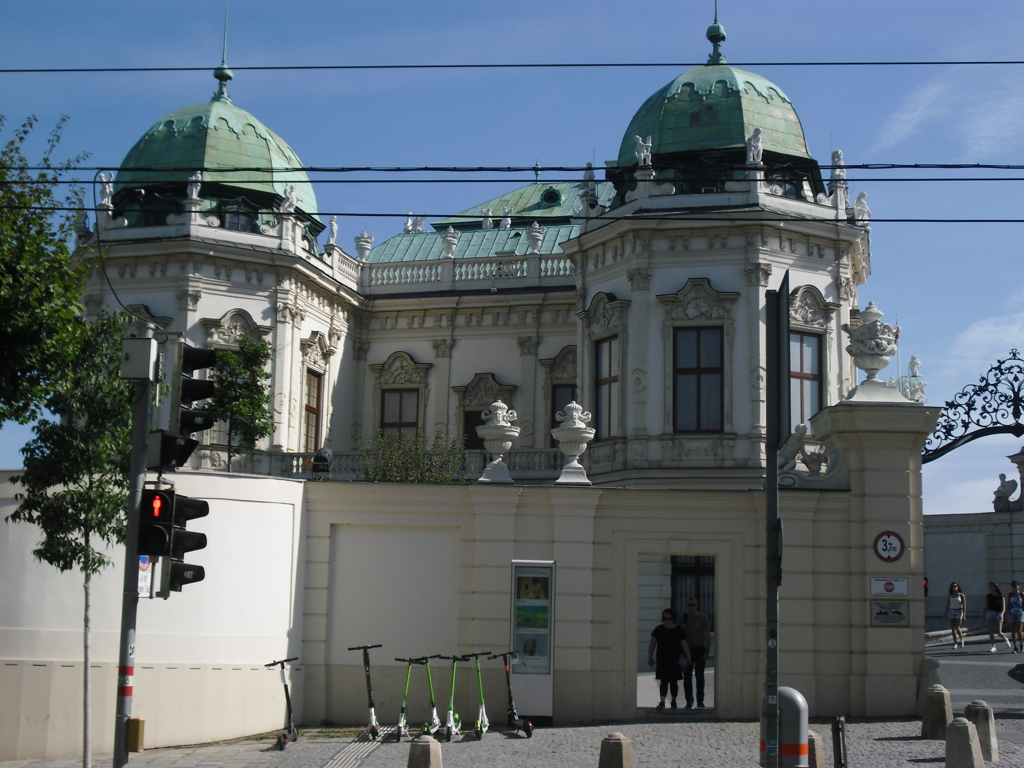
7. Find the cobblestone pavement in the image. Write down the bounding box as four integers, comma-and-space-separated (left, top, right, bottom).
5, 717, 1023, 768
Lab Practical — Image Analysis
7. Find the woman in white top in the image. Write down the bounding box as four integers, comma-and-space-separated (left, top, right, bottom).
946, 582, 967, 649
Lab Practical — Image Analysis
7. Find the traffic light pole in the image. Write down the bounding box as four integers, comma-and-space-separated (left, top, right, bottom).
113, 322, 154, 768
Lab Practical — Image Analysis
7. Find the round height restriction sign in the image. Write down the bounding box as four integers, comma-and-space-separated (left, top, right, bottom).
873, 531, 905, 562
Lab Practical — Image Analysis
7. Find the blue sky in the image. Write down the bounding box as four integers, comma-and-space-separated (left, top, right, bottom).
2, 0, 1024, 514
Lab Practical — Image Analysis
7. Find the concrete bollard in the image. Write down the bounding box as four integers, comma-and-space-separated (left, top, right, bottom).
408, 734, 443, 768
920, 684, 953, 739
964, 700, 998, 762
806, 730, 825, 768
945, 717, 984, 768
916, 657, 942, 716
598, 732, 634, 768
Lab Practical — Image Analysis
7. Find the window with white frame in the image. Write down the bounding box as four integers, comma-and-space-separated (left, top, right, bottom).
673, 326, 723, 433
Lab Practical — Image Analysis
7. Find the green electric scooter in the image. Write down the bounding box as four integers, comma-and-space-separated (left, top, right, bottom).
463, 651, 492, 739
348, 644, 382, 739
437, 655, 465, 742
420, 655, 442, 736
393, 656, 418, 742
488, 651, 533, 737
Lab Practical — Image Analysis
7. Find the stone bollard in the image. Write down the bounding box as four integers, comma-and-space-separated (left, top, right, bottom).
916, 657, 941, 716
921, 684, 953, 739
945, 717, 984, 768
598, 732, 634, 768
408, 734, 443, 768
964, 700, 998, 762
806, 730, 825, 768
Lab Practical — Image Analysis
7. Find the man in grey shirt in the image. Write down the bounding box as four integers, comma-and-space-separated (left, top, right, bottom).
682, 596, 711, 708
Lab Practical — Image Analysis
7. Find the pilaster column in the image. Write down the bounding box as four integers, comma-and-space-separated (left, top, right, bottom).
517, 336, 539, 447
626, 267, 650, 466
271, 282, 296, 451
431, 338, 454, 435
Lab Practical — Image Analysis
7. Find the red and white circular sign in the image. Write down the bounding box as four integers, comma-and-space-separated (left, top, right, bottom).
883, 581, 895, 593
873, 531, 905, 563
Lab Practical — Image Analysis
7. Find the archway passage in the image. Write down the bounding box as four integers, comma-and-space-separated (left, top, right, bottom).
923, 350, 1024, 464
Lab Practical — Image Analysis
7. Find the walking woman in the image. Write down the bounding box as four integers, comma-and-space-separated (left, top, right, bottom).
647, 608, 691, 710
1007, 581, 1024, 653
946, 582, 966, 649
987, 582, 1012, 652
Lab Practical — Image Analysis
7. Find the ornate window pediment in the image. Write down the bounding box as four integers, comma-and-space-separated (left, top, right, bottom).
542, 346, 577, 384
657, 278, 739, 321
578, 292, 631, 338
453, 373, 517, 410
301, 331, 333, 373
789, 284, 839, 330
201, 309, 272, 349
369, 351, 431, 386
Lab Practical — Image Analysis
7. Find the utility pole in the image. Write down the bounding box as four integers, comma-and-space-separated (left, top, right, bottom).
113, 321, 156, 768
764, 273, 789, 768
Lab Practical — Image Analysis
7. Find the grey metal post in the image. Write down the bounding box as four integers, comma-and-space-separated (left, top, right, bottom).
764, 273, 790, 768
113, 322, 155, 768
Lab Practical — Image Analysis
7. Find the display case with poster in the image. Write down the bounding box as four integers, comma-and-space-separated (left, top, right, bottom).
511, 563, 553, 675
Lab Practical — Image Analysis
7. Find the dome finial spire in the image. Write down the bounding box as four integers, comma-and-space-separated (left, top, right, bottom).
706, 0, 727, 65
212, 0, 234, 102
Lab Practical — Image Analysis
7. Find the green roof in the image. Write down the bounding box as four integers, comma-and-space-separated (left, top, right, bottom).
114, 98, 318, 218
433, 181, 615, 228
366, 223, 580, 263
617, 64, 811, 166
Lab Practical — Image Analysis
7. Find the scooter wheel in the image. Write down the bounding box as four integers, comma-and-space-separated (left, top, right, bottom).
474, 727, 483, 740
369, 726, 379, 740
445, 725, 453, 742
393, 728, 402, 743
275, 733, 287, 751
524, 721, 534, 738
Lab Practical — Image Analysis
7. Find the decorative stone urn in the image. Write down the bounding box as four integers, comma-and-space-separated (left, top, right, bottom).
841, 301, 909, 403
441, 226, 461, 257
475, 400, 520, 484
526, 221, 546, 254
354, 230, 374, 260
550, 401, 596, 485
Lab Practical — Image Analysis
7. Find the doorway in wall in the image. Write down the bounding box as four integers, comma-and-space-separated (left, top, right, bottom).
636, 554, 715, 711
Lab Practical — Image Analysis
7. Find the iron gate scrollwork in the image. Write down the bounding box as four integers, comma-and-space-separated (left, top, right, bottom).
922, 349, 1024, 463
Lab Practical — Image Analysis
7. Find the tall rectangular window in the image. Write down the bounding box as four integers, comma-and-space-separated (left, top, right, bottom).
790, 332, 822, 431
595, 336, 620, 440
304, 370, 323, 453
674, 327, 723, 432
550, 383, 578, 447
381, 389, 419, 439
463, 410, 487, 450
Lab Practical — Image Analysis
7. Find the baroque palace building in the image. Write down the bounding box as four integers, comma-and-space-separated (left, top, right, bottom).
1, 22, 938, 759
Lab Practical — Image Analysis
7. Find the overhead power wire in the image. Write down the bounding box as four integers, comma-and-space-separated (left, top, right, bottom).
6, 176, 1024, 185
10, 203, 1024, 224
3, 60, 1024, 74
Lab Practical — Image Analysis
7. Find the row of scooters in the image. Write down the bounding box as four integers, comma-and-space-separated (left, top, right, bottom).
348, 645, 534, 742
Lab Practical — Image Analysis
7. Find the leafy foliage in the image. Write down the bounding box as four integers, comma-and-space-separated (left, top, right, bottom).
359, 430, 467, 484
0, 115, 90, 424
208, 335, 274, 469
7, 312, 132, 573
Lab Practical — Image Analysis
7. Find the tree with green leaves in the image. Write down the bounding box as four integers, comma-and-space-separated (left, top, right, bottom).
208, 335, 275, 471
7, 311, 133, 768
359, 430, 467, 484
0, 115, 90, 425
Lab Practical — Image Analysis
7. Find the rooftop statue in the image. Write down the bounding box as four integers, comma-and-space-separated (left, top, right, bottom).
830, 150, 846, 182
634, 135, 653, 167
186, 171, 202, 200
581, 161, 596, 193
481, 208, 493, 230
995, 473, 1018, 505
746, 127, 763, 165
280, 185, 299, 213
99, 172, 114, 208
900, 354, 928, 403
328, 215, 338, 245
499, 206, 512, 230
412, 216, 426, 234
854, 191, 872, 226
403, 212, 414, 234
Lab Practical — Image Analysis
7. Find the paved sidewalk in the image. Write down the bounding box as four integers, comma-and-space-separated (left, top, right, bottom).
5, 718, 1022, 768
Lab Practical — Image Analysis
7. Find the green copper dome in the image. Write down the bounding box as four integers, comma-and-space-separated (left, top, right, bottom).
616, 64, 811, 167
114, 97, 318, 218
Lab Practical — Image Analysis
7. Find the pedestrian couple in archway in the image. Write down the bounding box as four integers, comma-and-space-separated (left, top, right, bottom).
647, 597, 712, 710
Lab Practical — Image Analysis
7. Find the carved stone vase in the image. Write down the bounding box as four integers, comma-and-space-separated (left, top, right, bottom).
550, 401, 595, 485
841, 301, 909, 403
475, 400, 520, 484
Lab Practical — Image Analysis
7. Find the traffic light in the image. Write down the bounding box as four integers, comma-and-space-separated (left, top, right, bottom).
148, 340, 218, 471
139, 487, 209, 597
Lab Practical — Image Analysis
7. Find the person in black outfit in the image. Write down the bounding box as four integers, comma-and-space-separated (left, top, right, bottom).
681, 597, 712, 708
647, 608, 691, 710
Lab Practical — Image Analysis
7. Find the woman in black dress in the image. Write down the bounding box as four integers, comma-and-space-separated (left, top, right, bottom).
647, 608, 691, 710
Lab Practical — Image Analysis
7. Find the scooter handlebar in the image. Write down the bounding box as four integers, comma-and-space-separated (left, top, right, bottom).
487, 651, 517, 660
265, 656, 299, 668
464, 651, 492, 658
347, 644, 383, 651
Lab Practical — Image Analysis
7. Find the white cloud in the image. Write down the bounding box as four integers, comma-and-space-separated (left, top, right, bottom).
872, 79, 952, 152
936, 309, 1024, 383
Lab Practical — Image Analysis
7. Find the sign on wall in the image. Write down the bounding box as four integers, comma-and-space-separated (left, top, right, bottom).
873, 531, 905, 562
870, 577, 909, 597
870, 600, 910, 627
512, 564, 554, 675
